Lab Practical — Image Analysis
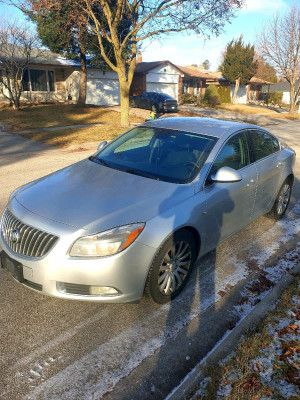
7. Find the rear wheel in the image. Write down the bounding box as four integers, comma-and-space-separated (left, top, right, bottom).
145, 230, 197, 304
267, 179, 292, 220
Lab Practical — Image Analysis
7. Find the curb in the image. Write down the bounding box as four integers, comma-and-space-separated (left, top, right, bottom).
166, 262, 300, 400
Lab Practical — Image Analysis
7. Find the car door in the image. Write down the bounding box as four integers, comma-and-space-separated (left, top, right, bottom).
247, 129, 283, 220
202, 131, 258, 251
137, 93, 146, 108
147, 93, 156, 110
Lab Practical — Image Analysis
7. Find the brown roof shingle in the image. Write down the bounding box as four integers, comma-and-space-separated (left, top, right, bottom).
176, 65, 219, 80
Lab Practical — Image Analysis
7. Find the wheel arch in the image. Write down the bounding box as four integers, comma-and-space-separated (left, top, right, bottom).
180, 226, 201, 258
286, 173, 294, 185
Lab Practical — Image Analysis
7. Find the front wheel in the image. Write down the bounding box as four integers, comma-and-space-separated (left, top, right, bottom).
144, 230, 197, 304
267, 179, 292, 220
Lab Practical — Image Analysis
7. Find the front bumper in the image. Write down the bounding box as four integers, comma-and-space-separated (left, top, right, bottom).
0, 204, 157, 303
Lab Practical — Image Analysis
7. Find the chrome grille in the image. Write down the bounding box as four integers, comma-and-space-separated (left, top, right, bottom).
1, 209, 59, 258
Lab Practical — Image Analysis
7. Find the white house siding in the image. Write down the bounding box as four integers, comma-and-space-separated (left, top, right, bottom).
86, 69, 120, 106
282, 91, 290, 104
145, 64, 180, 100
230, 85, 247, 104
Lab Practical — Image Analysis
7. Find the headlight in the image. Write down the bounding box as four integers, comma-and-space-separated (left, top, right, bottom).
69, 223, 145, 257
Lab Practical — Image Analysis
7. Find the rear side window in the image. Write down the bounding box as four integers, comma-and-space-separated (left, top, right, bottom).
249, 130, 279, 161
210, 132, 250, 175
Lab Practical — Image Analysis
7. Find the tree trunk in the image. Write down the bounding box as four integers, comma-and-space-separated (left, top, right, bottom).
119, 78, 130, 128
232, 77, 241, 103
77, 48, 87, 107
12, 100, 20, 110
289, 81, 295, 114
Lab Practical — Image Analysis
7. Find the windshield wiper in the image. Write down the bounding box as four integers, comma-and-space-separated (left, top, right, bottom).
92, 157, 111, 167
122, 167, 161, 180
122, 167, 143, 176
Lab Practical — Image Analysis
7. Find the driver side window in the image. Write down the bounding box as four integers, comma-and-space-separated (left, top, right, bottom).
210, 132, 250, 176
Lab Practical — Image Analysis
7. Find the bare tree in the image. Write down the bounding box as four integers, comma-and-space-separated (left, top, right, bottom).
259, 4, 300, 114
0, 19, 43, 110
14, 0, 243, 126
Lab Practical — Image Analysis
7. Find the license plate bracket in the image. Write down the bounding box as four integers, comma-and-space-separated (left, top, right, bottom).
0, 251, 25, 283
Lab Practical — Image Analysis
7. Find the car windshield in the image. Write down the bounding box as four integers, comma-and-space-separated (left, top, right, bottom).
93, 126, 217, 184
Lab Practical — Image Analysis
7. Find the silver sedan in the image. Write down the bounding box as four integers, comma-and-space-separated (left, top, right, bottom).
0, 118, 296, 303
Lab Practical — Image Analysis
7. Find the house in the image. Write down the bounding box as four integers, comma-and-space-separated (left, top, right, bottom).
0, 47, 124, 106
0, 47, 187, 106
230, 77, 274, 104
175, 65, 219, 98
130, 61, 183, 101
262, 78, 300, 105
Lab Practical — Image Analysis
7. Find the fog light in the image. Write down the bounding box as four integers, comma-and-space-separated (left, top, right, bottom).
90, 286, 119, 295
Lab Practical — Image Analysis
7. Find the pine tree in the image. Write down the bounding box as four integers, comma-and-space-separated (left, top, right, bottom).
220, 36, 257, 102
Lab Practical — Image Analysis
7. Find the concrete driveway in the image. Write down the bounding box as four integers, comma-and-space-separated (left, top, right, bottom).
0, 120, 299, 400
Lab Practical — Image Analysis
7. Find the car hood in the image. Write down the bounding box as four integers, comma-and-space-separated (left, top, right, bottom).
15, 158, 194, 231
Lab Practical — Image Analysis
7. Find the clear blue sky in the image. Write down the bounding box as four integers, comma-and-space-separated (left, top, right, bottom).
0, 0, 296, 70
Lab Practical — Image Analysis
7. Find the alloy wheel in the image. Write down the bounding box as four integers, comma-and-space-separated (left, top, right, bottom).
277, 183, 291, 215
158, 241, 192, 295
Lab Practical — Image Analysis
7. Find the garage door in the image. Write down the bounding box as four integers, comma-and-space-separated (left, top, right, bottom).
146, 82, 178, 101
86, 78, 120, 106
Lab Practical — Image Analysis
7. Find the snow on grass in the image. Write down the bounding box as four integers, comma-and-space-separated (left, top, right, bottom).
189, 280, 300, 400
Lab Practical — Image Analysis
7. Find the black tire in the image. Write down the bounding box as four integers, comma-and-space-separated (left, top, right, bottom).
267, 178, 292, 220
144, 229, 197, 304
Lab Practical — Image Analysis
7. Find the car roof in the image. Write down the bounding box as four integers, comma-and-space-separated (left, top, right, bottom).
141, 117, 260, 139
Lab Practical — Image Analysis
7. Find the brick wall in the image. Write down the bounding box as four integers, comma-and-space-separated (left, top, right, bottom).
55, 68, 66, 96
178, 75, 182, 103
130, 74, 146, 96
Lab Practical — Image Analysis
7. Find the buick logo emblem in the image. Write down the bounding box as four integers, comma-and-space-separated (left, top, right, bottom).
10, 228, 20, 244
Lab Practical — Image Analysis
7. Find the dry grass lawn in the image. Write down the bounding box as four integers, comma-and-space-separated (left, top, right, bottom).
218, 103, 300, 119
0, 104, 145, 147
218, 104, 278, 115
20, 125, 129, 148
0, 103, 143, 130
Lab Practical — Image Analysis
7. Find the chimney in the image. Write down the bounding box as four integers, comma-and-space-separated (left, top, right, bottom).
136, 53, 143, 63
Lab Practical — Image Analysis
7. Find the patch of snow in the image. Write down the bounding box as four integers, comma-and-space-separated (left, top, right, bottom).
190, 377, 211, 399
216, 383, 231, 397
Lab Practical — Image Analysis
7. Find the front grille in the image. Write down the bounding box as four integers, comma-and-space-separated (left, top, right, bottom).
1, 209, 59, 258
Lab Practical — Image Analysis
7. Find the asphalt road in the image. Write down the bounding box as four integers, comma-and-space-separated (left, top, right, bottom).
0, 119, 299, 400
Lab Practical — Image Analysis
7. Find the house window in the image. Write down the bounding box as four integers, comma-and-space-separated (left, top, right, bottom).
193, 80, 198, 95
182, 79, 189, 94
48, 71, 55, 92
22, 69, 30, 91
22, 69, 55, 92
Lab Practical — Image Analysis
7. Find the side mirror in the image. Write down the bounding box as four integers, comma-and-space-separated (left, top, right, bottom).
211, 166, 242, 183
97, 141, 107, 151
